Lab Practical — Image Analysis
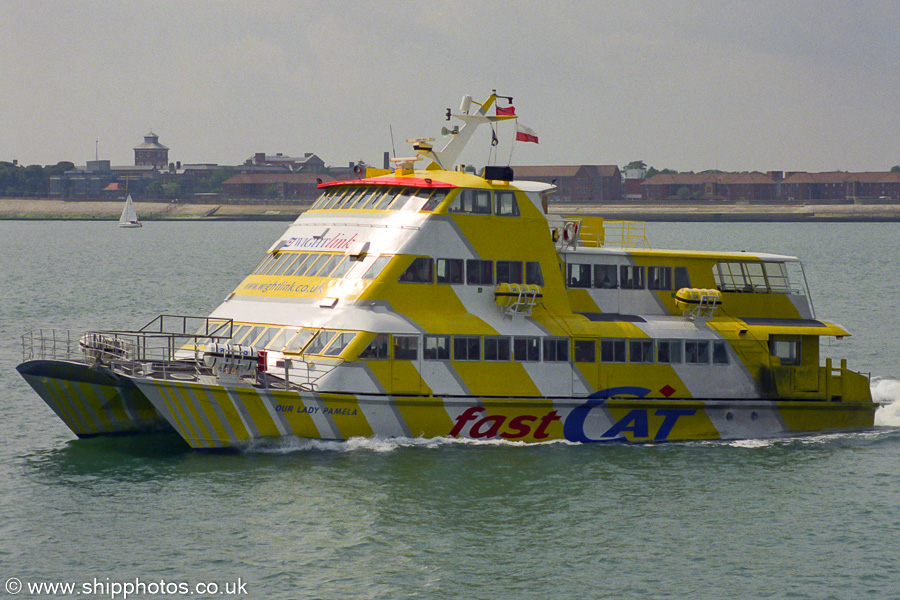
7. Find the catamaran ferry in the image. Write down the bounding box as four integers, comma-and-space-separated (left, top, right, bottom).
18, 92, 877, 449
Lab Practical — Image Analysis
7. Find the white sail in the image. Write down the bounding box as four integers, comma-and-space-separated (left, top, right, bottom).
118, 194, 142, 228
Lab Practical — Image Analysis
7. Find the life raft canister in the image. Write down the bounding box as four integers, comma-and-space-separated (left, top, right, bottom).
494, 282, 543, 308
674, 287, 723, 312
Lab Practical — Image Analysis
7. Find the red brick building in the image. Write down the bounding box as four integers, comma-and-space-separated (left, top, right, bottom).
513, 165, 622, 203
643, 172, 777, 203
222, 172, 334, 202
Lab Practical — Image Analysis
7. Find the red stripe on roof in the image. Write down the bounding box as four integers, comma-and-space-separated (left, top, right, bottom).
319, 176, 456, 189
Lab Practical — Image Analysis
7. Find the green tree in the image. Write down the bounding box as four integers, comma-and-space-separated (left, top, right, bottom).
622, 160, 647, 172
891, 165, 900, 173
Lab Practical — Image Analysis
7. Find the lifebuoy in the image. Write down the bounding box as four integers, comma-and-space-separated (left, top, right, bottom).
563, 221, 578, 241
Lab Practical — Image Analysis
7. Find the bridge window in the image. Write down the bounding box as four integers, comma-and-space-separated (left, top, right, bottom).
495, 191, 520, 216
284, 329, 315, 353
436, 259, 464, 284
421, 189, 450, 212
620, 266, 645, 289
594, 265, 617, 289
484, 337, 511, 361
399, 257, 434, 283
543, 338, 569, 362
712, 341, 729, 364
362, 255, 391, 279
393, 335, 419, 360
324, 332, 356, 357
305, 330, 338, 355
424, 335, 451, 360
454, 336, 481, 361
674, 266, 691, 290
496, 261, 523, 284
359, 334, 389, 359
513, 337, 541, 362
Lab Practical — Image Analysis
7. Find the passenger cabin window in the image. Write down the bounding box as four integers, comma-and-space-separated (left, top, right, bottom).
484, 337, 511, 361
648, 266, 672, 291
543, 338, 569, 362
448, 189, 492, 214
496, 261, 523, 284
601, 339, 627, 363
424, 335, 451, 360
630, 340, 654, 364
305, 330, 338, 355
359, 334, 389, 359
525, 262, 544, 286
399, 257, 434, 283
574, 340, 596, 362
594, 265, 617, 289
495, 191, 520, 216
466, 260, 493, 285
283, 329, 315, 353
323, 332, 356, 357
514, 337, 540, 361
657, 340, 682, 364
421, 189, 450, 212
567, 263, 592, 288
685, 341, 710, 364
771, 338, 800, 365
620, 266, 645, 289
454, 336, 481, 361
436, 259, 464, 284
393, 335, 419, 360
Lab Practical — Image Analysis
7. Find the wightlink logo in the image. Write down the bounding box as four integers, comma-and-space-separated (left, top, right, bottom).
283, 232, 359, 251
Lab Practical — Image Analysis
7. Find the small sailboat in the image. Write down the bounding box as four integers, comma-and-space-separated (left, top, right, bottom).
118, 194, 142, 228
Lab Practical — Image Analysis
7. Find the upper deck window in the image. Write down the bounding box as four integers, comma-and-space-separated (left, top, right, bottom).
495, 191, 520, 216
714, 260, 794, 293
448, 189, 492, 214
399, 257, 434, 283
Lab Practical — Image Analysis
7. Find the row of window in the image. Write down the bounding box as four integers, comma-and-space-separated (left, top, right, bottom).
401, 257, 544, 286
713, 260, 794, 293
252, 252, 392, 281
360, 334, 730, 365
308, 186, 523, 217
566, 263, 691, 291
311, 186, 451, 212
199, 323, 731, 366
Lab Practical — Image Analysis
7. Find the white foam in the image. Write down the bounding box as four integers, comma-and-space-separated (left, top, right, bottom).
873, 378, 900, 427
238, 434, 566, 454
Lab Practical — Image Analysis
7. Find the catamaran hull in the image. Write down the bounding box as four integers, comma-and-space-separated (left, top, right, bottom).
17, 360, 169, 437
131, 379, 877, 449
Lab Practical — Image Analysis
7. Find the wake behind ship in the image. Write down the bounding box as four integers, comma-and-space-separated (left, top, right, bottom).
18, 92, 877, 448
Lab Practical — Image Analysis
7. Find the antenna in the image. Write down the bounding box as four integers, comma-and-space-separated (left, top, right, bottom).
95, 140, 99, 161
390, 125, 397, 159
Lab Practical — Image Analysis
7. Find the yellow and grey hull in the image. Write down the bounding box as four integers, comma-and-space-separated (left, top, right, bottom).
131, 378, 877, 449
17, 360, 170, 437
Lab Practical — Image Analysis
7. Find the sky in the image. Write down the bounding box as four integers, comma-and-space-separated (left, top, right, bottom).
2, 0, 899, 173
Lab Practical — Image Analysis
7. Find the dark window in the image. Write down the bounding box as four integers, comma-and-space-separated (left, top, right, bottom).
674, 266, 691, 290
399, 257, 434, 283
525, 262, 544, 286
567, 263, 592, 288
657, 340, 682, 364
594, 265, 618, 289
393, 335, 419, 360
359, 334, 389, 359
713, 341, 729, 364
648, 266, 672, 290
496, 261, 523, 284
574, 340, 596, 362
620, 265, 645, 289
771, 339, 799, 365
601, 339, 627, 363
453, 336, 481, 361
484, 337, 511, 361
543, 338, 569, 362
513, 337, 540, 362
448, 189, 492, 214
436, 259, 464, 284
630, 340, 654, 364
424, 335, 451, 360
685, 341, 710, 364
495, 191, 520, 216
466, 260, 493, 285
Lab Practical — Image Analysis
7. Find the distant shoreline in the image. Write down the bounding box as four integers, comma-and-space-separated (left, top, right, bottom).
2, 198, 900, 222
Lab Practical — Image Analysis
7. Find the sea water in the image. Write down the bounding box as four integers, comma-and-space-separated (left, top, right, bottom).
1, 220, 898, 600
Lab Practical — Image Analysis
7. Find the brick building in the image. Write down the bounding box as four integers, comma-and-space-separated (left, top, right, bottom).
513, 165, 622, 203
